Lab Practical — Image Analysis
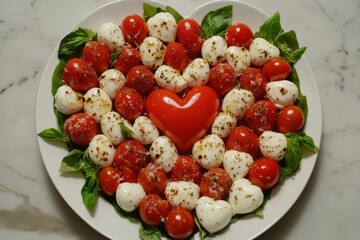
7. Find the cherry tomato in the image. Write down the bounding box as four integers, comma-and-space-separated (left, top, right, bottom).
138, 194, 171, 226
138, 163, 168, 195
125, 65, 156, 95
245, 100, 278, 135
64, 113, 97, 147
262, 58, 292, 81
121, 14, 148, 47
199, 168, 232, 200
121, 168, 137, 183
248, 157, 281, 190
113, 45, 141, 74
165, 207, 195, 239
208, 63, 237, 96
225, 23, 253, 49
98, 167, 122, 196
226, 126, 259, 158
164, 42, 190, 72
240, 67, 268, 100
113, 139, 147, 174
114, 87, 144, 121
170, 156, 202, 184
277, 105, 305, 133
82, 41, 111, 74
177, 18, 203, 58
62, 58, 98, 91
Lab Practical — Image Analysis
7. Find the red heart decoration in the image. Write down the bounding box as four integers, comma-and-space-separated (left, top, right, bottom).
146, 86, 220, 154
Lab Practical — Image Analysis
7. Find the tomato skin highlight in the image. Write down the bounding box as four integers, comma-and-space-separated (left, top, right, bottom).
262, 58, 292, 81
121, 14, 148, 47
208, 63, 237, 96
277, 105, 305, 133
170, 156, 202, 184
165, 207, 195, 239
177, 18, 203, 58
226, 126, 260, 158
98, 167, 122, 196
138, 194, 171, 226
225, 23, 254, 49
82, 40, 111, 74
245, 100, 278, 135
199, 167, 232, 200
64, 113, 98, 147
248, 157, 281, 190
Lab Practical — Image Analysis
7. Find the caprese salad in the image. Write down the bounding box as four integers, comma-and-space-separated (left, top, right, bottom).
38, 3, 319, 239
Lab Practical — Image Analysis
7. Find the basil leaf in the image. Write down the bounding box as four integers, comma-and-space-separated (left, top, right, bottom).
254, 12, 283, 43
110, 50, 122, 68
201, 5, 232, 39
274, 30, 306, 64
52, 60, 66, 96
59, 149, 84, 172
194, 215, 207, 240
143, 3, 184, 23
81, 173, 99, 211
38, 127, 69, 142
165, 6, 183, 23
120, 122, 133, 139
139, 224, 162, 240
289, 68, 308, 120
58, 27, 96, 61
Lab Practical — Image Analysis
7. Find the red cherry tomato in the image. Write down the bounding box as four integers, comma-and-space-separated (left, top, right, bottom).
245, 100, 278, 135
262, 58, 292, 81
226, 126, 259, 158
139, 194, 171, 226
248, 157, 281, 190
82, 41, 111, 74
277, 105, 305, 133
125, 65, 156, 95
114, 87, 144, 121
121, 14, 148, 47
208, 63, 237, 96
113, 45, 141, 74
164, 42, 190, 72
62, 58, 98, 91
165, 207, 195, 239
113, 139, 147, 174
98, 167, 122, 196
177, 18, 203, 58
199, 168, 232, 200
121, 168, 137, 183
138, 163, 168, 195
64, 113, 97, 147
240, 67, 269, 100
170, 156, 202, 184
225, 23, 253, 49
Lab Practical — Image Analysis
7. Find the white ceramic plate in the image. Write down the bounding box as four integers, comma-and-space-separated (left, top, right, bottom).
36, 0, 322, 239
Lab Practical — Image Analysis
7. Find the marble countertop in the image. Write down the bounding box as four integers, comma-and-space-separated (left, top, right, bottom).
1, 0, 359, 239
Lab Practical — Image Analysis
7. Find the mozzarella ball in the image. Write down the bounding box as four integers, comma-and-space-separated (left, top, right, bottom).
165, 181, 200, 210
201, 36, 227, 66
88, 134, 115, 167
259, 131, 288, 161
266, 80, 299, 109
139, 36, 166, 69
249, 37, 280, 67
192, 134, 225, 170
132, 116, 159, 145
99, 69, 126, 99
154, 65, 187, 93
100, 111, 133, 145
182, 58, 210, 87
222, 88, 254, 119
223, 150, 254, 181
225, 46, 251, 75
54, 85, 83, 115
211, 112, 237, 138
147, 12, 177, 42
116, 182, 146, 212
98, 22, 125, 52
149, 136, 178, 173
83, 88, 112, 123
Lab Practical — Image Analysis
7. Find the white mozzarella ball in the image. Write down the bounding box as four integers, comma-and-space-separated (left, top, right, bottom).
54, 85, 83, 115
116, 182, 146, 212
99, 69, 125, 99
150, 136, 178, 173
154, 65, 187, 93
249, 38, 280, 67
222, 88, 254, 120
139, 36, 166, 69
259, 131, 288, 161
165, 181, 200, 210
228, 178, 264, 214
192, 134, 225, 170
97, 22, 125, 52
147, 12, 177, 42
182, 58, 210, 87
266, 80, 299, 109
225, 46, 251, 75
100, 111, 133, 145
83, 88, 112, 123
132, 116, 159, 145
201, 36, 227, 66
88, 134, 115, 167
211, 112, 237, 138
223, 150, 254, 181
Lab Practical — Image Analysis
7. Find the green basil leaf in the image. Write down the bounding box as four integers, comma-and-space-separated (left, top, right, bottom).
111, 198, 140, 223
165, 6, 183, 23
284, 136, 302, 174
274, 30, 306, 64
59, 149, 84, 172
296, 132, 319, 153
201, 5, 232, 39
194, 215, 208, 240
38, 127, 69, 142
143, 2, 164, 22
51, 60, 66, 96
81, 173, 99, 211
58, 27, 96, 61
254, 12, 283, 43
120, 122, 133, 139
289, 68, 308, 120
110, 50, 122, 68
139, 224, 162, 240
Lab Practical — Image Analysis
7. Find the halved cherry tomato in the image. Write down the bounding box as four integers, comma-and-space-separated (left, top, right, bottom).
240, 67, 268, 100
125, 65, 156, 95
277, 105, 305, 133
164, 42, 190, 72
248, 157, 281, 190
121, 14, 148, 47
62, 58, 98, 91
262, 58, 292, 81
170, 156, 202, 184
199, 167, 232, 200
226, 126, 259, 158
113, 139, 147, 174
139, 194, 171, 226
113, 45, 141, 74
225, 23, 253, 49
82, 40, 111, 74
64, 113, 97, 147
208, 63, 237, 96
177, 18, 203, 58
98, 166, 122, 196
114, 87, 144, 121
138, 163, 168, 195
165, 207, 195, 239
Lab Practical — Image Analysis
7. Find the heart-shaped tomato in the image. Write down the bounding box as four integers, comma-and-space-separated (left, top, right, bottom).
146, 86, 220, 153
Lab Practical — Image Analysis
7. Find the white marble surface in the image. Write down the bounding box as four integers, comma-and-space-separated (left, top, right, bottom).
0, 0, 359, 239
